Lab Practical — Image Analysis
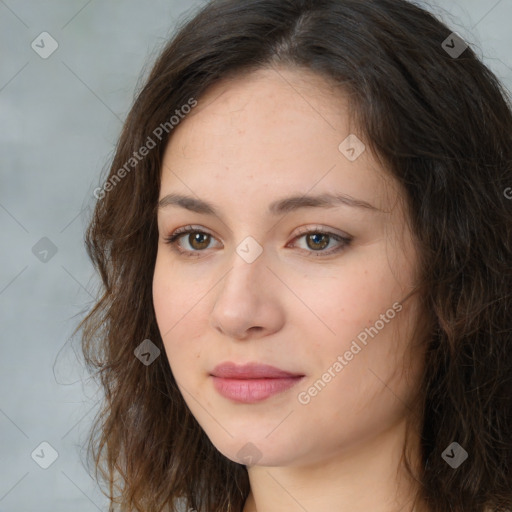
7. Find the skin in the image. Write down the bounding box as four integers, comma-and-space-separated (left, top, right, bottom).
152, 66, 429, 512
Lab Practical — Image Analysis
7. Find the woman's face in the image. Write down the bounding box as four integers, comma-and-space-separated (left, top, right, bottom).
153, 67, 425, 467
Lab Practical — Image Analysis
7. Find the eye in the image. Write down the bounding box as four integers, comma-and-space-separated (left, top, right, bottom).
163, 225, 352, 258
288, 226, 352, 257
163, 225, 219, 257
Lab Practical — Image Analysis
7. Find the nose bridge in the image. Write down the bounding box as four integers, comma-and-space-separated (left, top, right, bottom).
209, 237, 283, 338
222, 237, 268, 296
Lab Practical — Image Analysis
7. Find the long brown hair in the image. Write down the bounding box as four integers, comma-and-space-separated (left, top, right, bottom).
75, 1, 512, 511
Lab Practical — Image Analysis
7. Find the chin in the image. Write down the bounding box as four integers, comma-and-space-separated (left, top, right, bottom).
205, 429, 305, 468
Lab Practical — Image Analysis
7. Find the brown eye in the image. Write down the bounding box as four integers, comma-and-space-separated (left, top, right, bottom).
187, 232, 211, 250
164, 226, 219, 257
164, 226, 352, 259
290, 227, 352, 257
305, 233, 330, 251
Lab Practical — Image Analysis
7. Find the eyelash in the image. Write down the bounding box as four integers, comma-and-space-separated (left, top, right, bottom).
163, 225, 352, 258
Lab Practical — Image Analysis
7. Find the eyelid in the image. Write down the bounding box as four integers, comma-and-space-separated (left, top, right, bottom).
292, 224, 352, 241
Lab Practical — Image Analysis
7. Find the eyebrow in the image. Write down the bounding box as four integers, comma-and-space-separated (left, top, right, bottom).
157, 192, 381, 215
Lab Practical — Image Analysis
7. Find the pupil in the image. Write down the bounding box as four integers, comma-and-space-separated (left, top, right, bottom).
308, 233, 328, 250
190, 233, 209, 249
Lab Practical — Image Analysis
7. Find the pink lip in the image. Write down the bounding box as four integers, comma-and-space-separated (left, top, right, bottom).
210, 362, 305, 403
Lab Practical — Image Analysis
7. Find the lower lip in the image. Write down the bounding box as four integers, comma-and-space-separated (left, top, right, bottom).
211, 376, 304, 403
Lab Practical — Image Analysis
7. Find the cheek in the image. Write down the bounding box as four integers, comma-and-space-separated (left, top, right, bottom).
294, 257, 420, 422
297, 255, 408, 355
152, 259, 175, 334
152, 253, 202, 331
152, 257, 205, 372
298, 294, 421, 433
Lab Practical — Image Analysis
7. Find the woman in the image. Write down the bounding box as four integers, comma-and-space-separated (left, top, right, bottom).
77, 1, 512, 511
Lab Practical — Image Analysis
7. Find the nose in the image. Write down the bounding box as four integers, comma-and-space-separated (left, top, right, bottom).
209, 248, 285, 340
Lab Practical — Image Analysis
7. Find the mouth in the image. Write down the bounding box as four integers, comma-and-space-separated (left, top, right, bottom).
210, 362, 305, 403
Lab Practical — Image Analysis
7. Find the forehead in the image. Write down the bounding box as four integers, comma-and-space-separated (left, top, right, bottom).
159, 66, 398, 214
190, 66, 347, 115
171, 66, 352, 147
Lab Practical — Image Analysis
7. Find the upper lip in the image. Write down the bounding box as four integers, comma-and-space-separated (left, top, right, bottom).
211, 362, 304, 379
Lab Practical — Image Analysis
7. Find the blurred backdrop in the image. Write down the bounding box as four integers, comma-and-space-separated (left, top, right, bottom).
1, 0, 511, 510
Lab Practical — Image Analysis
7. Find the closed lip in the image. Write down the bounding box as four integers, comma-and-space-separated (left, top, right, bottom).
210, 362, 304, 379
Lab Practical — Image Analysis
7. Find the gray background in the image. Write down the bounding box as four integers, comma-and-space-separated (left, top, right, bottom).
1, 1, 511, 510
